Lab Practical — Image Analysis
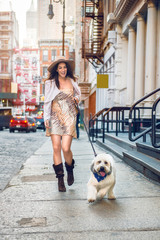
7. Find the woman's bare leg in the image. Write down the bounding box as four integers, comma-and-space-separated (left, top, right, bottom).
61, 135, 73, 164
62, 135, 74, 186
51, 134, 62, 165
51, 134, 66, 192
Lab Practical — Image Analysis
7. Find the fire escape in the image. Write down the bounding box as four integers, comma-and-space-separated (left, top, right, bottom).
82, 0, 104, 68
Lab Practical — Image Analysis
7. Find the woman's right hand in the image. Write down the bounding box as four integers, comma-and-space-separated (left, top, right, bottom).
45, 119, 50, 128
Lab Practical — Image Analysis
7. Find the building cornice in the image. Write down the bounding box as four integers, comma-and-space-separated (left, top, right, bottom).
114, 0, 139, 23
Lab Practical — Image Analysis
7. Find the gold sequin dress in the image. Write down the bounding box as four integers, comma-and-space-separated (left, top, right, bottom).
46, 88, 78, 138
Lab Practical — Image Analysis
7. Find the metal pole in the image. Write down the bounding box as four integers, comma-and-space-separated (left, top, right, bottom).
62, 0, 65, 56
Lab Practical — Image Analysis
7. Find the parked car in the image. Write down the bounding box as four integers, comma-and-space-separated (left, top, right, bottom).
27, 117, 37, 132
0, 107, 13, 130
9, 116, 30, 133
34, 117, 45, 131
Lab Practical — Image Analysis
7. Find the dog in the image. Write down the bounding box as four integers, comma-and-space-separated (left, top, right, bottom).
87, 153, 116, 203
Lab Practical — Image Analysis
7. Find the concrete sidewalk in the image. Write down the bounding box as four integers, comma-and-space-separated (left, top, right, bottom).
0, 130, 160, 239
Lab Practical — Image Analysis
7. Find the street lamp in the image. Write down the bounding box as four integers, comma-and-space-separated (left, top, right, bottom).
47, 0, 66, 56
47, 2, 54, 19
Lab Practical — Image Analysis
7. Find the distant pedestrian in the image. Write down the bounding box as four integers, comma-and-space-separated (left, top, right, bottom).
44, 56, 81, 192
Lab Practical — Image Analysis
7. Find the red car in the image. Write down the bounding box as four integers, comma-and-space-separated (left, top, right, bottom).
9, 116, 30, 133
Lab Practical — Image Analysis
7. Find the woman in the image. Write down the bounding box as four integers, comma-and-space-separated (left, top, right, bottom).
44, 56, 81, 192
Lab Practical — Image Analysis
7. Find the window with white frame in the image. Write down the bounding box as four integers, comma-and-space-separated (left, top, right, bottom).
111, 55, 115, 87
51, 49, 57, 61
1, 25, 8, 30
43, 50, 48, 62
0, 59, 8, 72
0, 39, 8, 49
104, 54, 115, 88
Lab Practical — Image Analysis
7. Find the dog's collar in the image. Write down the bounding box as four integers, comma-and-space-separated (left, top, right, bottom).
93, 166, 112, 182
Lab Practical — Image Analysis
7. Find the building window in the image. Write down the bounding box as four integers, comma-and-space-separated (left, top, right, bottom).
0, 40, 9, 49
51, 49, 57, 61
0, 12, 9, 16
107, 56, 115, 88
0, 79, 10, 93
0, 59, 8, 72
43, 67, 48, 78
1, 32, 9, 36
43, 50, 48, 62
1, 26, 8, 30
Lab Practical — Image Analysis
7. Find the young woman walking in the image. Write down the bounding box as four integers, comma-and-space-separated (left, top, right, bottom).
44, 56, 81, 192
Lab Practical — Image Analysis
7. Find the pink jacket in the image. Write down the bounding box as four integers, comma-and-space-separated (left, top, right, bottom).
44, 78, 81, 121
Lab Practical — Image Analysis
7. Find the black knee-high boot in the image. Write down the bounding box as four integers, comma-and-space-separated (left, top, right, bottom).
65, 159, 75, 186
53, 163, 66, 192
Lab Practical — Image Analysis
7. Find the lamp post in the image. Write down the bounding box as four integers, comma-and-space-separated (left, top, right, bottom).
47, 0, 65, 56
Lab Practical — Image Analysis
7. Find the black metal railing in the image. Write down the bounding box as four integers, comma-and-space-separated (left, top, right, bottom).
129, 88, 160, 148
89, 108, 109, 142
102, 107, 131, 140
89, 106, 143, 143
89, 89, 160, 148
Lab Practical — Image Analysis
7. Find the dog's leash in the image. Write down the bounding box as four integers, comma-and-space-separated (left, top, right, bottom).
75, 101, 97, 157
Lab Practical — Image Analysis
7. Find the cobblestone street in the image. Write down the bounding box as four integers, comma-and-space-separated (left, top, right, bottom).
0, 129, 47, 192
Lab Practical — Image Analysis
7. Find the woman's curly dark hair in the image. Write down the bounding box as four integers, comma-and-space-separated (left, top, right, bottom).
46, 62, 76, 89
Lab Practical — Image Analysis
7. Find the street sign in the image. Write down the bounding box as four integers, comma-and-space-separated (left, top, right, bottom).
97, 74, 109, 88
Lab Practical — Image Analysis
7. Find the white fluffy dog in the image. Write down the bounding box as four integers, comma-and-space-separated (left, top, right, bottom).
87, 153, 116, 203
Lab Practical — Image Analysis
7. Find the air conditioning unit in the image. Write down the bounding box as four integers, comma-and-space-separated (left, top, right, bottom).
107, 13, 116, 24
